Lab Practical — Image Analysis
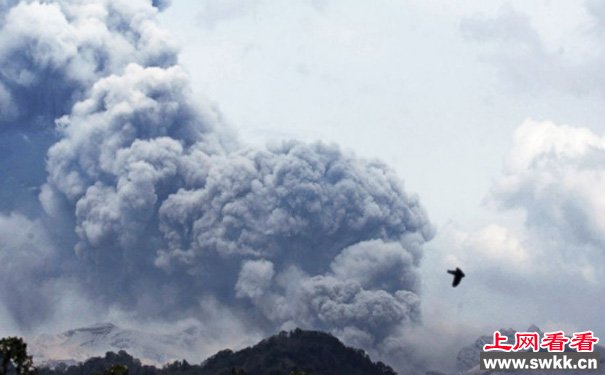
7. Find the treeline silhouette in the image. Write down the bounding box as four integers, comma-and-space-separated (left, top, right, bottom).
2, 329, 397, 375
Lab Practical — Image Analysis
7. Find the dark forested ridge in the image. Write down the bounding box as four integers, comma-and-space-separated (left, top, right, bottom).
33, 329, 397, 375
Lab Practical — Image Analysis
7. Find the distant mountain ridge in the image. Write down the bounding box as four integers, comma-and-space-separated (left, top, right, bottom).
29, 322, 209, 367
35, 328, 398, 375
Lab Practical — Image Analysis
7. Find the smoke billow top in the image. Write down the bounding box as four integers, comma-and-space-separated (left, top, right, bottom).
0, 0, 433, 371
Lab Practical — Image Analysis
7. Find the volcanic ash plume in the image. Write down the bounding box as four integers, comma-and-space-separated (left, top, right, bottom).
0, 0, 434, 369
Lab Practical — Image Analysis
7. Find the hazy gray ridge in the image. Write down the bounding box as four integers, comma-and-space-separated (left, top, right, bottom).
29, 322, 208, 367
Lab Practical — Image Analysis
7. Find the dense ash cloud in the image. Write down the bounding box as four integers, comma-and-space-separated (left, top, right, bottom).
0, 0, 177, 213
233, 239, 422, 344
0, 0, 434, 370
0, 0, 176, 127
155, 142, 430, 271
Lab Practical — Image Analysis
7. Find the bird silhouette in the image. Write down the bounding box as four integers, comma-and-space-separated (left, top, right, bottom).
447, 267, 465, 287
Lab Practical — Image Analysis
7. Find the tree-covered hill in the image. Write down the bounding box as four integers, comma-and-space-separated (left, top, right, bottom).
198, 329, 396, 375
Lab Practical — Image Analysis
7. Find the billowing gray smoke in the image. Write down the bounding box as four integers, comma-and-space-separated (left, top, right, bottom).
0, 0, 176, 213
0, 0, 433, 369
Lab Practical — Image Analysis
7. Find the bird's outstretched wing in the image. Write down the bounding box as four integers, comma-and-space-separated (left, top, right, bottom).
447, 267, 465, 287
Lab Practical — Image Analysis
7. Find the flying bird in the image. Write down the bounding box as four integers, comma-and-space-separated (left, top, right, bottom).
447, 267, 465, 287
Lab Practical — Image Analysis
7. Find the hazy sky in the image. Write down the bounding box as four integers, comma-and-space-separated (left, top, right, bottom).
158, 0, 605, 223
158, 0, 605, 366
